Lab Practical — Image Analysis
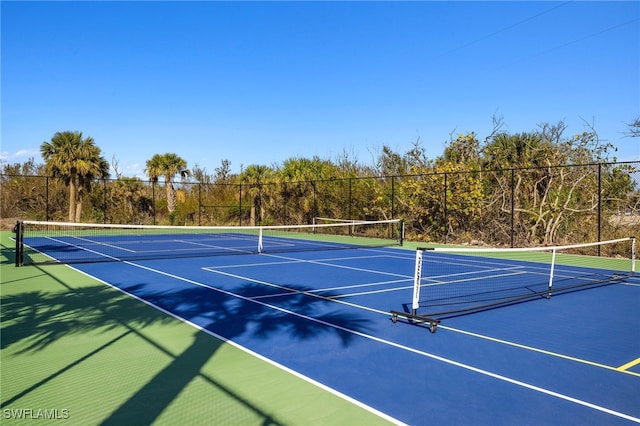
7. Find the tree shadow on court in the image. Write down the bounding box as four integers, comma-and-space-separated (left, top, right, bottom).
142, 282, 373, 345
1, 258, 374, 424
102, 282, 373, 424
0, 285, 172, 353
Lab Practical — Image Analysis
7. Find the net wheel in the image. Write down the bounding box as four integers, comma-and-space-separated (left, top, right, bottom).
391, 314, 398, 323
429, 323, 437, 333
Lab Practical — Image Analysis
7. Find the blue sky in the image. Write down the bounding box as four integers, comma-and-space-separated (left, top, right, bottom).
2, 1, 639, 178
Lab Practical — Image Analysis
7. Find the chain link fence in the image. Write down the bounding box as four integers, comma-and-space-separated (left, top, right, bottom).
2, 162, 638, 247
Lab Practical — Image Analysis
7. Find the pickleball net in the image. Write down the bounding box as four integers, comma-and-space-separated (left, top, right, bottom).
391, 237, 636, 331
14, 218, 404, 265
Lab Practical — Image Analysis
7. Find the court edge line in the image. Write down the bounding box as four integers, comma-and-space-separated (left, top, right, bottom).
93, 261, 640, 424
64, 263, 406, 426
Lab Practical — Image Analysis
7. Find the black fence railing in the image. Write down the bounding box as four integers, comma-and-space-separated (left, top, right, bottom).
2, 161, 639, 247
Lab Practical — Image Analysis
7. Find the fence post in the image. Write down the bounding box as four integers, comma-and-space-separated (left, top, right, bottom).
282, 182, 286, 225
103, 179, 107, 223
152, 181, 156, 225
198, 183, 202, 226
313, 181, 318, 223
597, 163, 602, 255
391, 176, 395, 219
45, 176, 50, 222
511, 168, 515, 248
349, 178, 353, 220
444, 172, 448, 244
238, 183, 243, 226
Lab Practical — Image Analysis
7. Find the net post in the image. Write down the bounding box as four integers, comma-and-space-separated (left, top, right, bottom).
631, 236, 636, 274
13, 221, 24, 267
399, 220, 405, 246
19, 221, 24, 266
412, 247, 425, 315
547, 248, 557, 299
258, 227, 264, 254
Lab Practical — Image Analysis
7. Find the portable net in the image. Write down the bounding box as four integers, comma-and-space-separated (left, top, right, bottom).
14, 219, 403, 266
391, 237, 636, 332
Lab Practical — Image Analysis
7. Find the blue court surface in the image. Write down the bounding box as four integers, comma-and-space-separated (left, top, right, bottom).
22, 233, 640, 425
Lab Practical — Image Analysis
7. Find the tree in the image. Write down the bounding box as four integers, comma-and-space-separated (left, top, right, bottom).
214, 159, 232, 184
375, 146, 409, 177
239, 164, 273, 225
278, 157, 340, 223
397, 133, 486, 242
624, 117, 640, 138
108, 177, 153, 224
76, 149, 110, 223
0, 158, 50, 221
40, 131, 109, 222
443, 132, 481, 165
480, 123, 620, 245
144, 153, 190, 220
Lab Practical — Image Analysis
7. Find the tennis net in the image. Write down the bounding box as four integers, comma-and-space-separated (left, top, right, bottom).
391, 237, 636, 332
14, 218, 404, 266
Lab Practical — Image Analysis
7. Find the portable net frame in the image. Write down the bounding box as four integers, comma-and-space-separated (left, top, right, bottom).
391, 237, 636, 332
14, 219, 404, 266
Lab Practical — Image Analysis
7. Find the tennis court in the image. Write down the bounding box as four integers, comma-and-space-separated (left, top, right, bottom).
3, 221, 640, 425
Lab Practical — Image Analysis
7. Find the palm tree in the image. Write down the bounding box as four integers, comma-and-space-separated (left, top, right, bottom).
145, 153, 190, 218
240, 164, 272, 225
75, 144, 110, 222
41, 131, 109, 222
278, 157, 337, 223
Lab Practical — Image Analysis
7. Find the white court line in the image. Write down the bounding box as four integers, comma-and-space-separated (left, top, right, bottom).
68, 235, 137, 253
203, 252, 544, 300
208, 254, 396, 270
65, 235, 258, 255
327, 284, 416, 299
206, 251, 414, 280
253, 279, 415, 301
261, 252, 532, 283
204, 267, 390, 315
420, 270, 529, 287
84, 259, 640, 424
307, 278, 412, 293
43, 236, 125, 261
173, 239, 256, 254
204, 251, 420, 301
